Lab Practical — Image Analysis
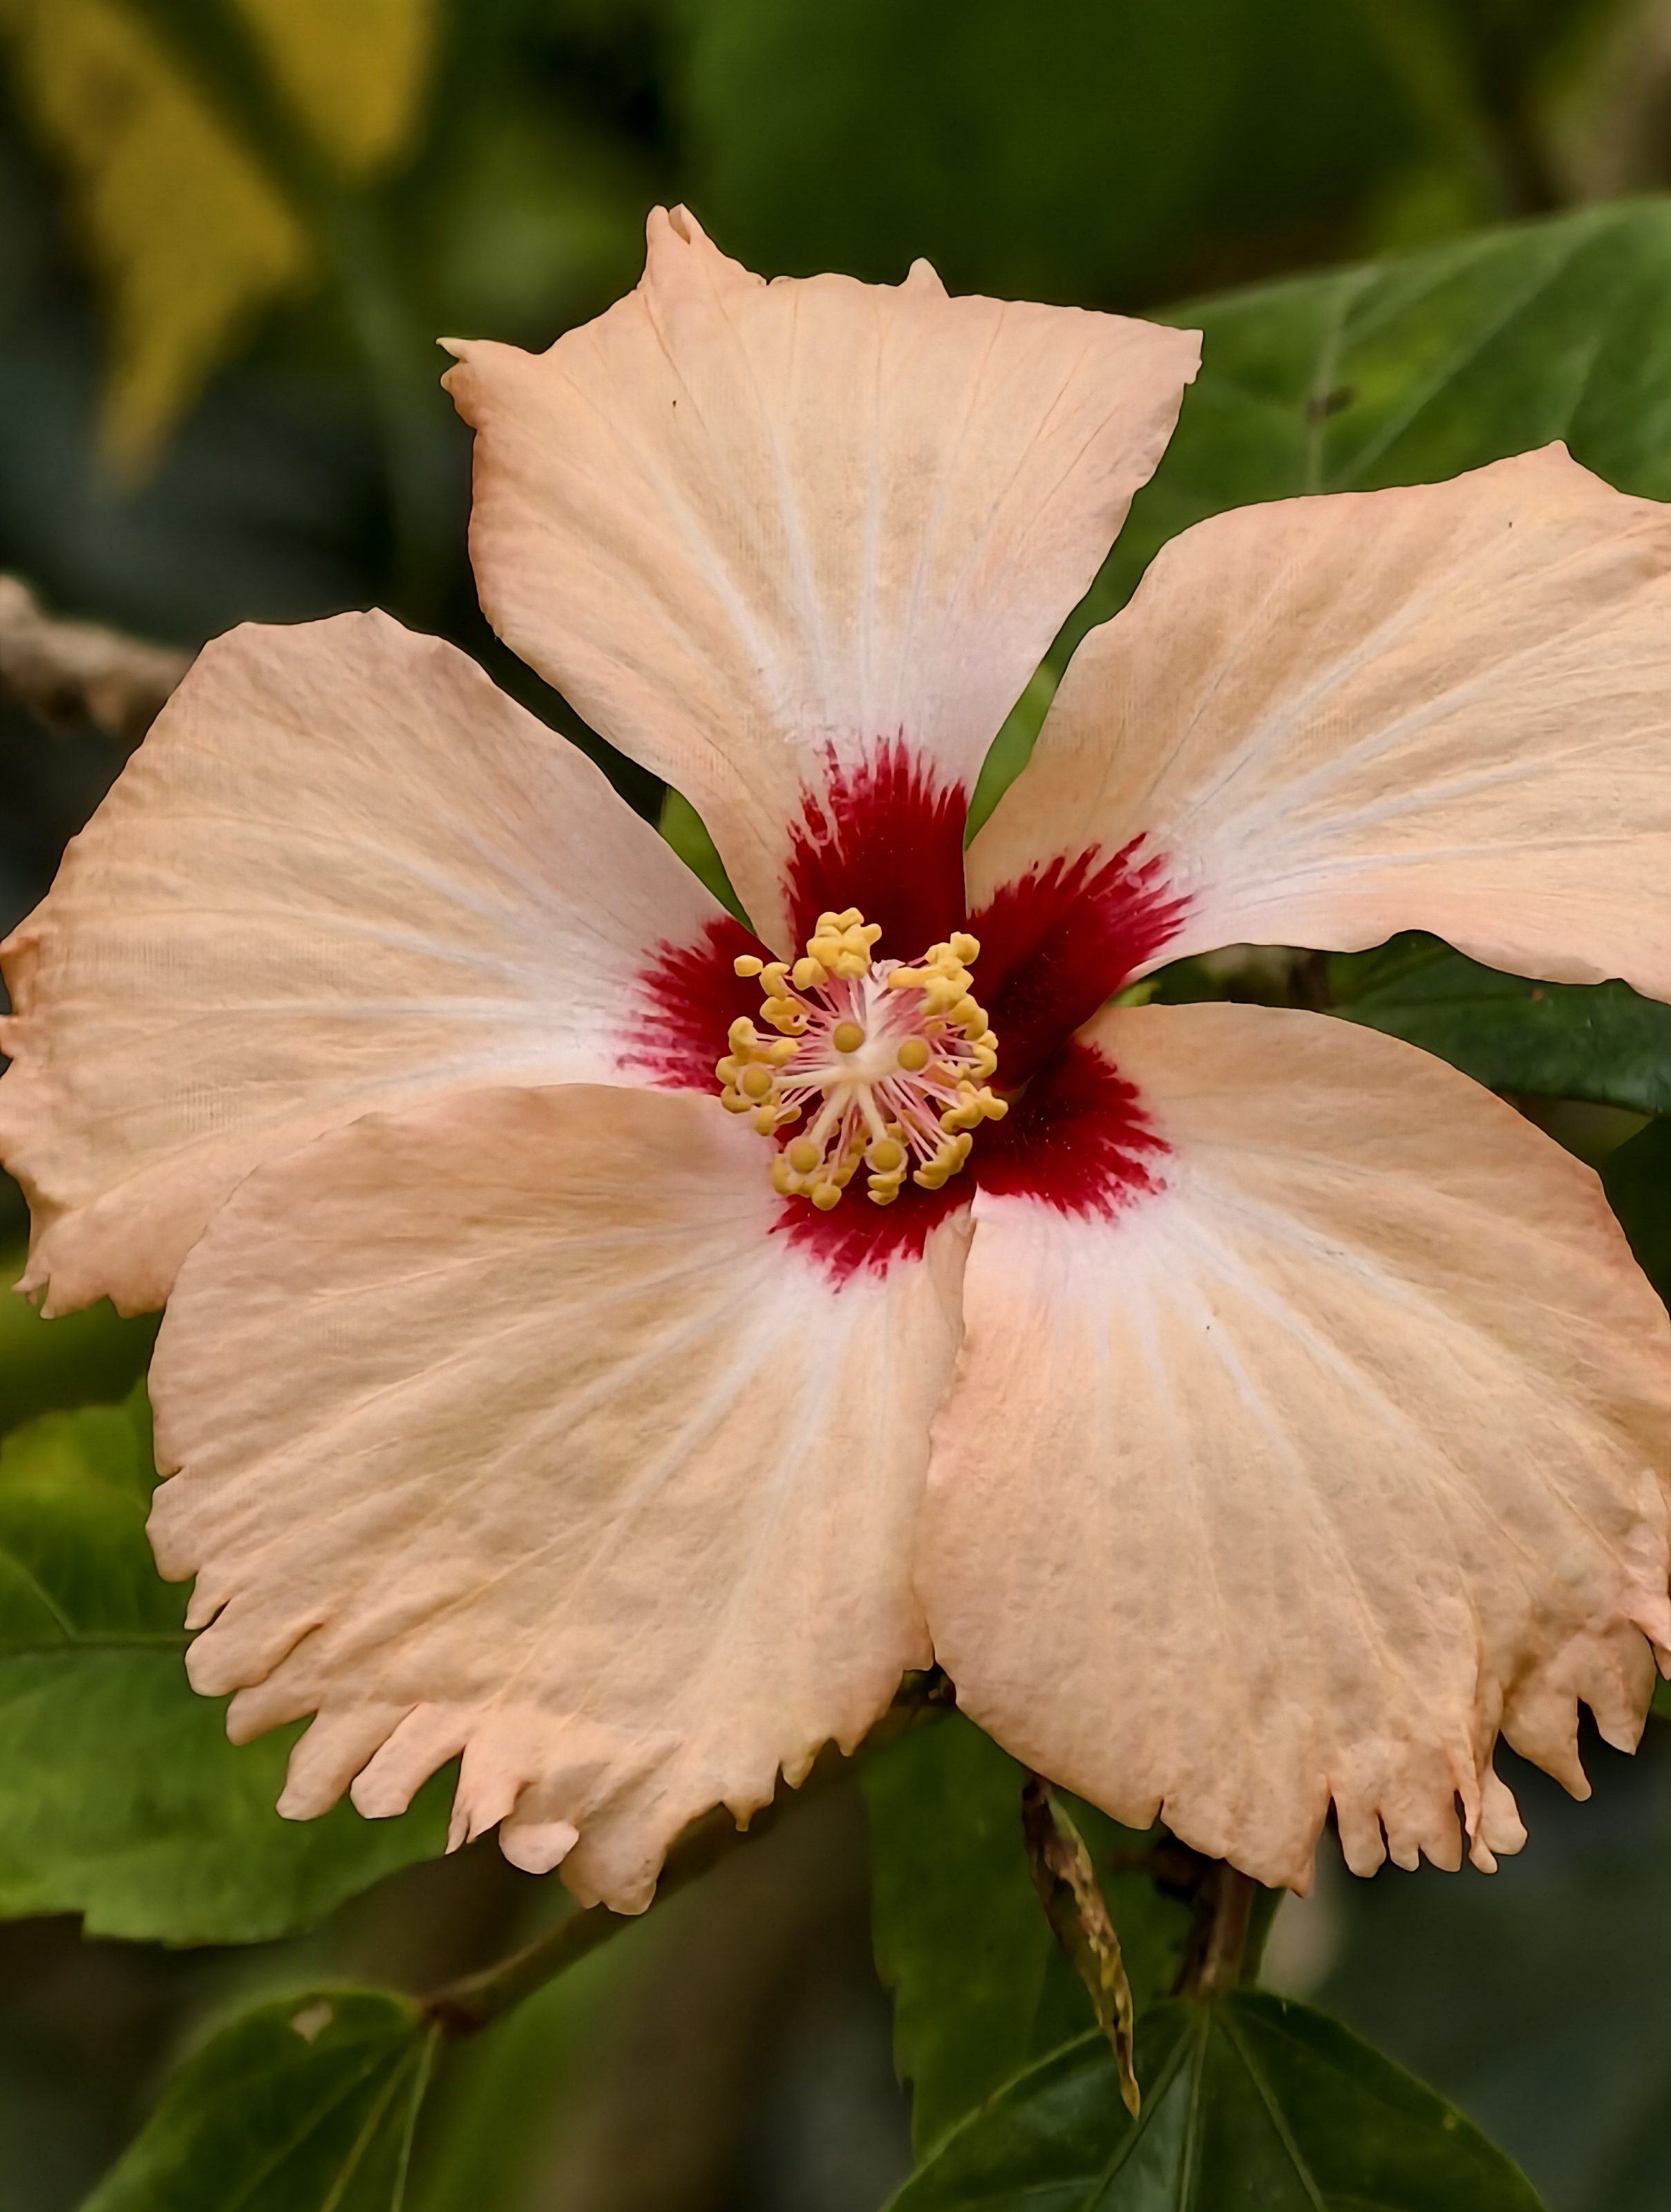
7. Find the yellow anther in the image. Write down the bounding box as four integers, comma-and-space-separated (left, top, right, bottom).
804, 908, 882, 981
718, 901, 1004, 1214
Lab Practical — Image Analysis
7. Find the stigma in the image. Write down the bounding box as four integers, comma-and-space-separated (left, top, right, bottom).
715, 908, 1008, 1210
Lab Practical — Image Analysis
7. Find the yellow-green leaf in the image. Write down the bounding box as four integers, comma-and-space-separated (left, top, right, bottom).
0, 0, 309, 465
231, 0, 436, 175
0, 0, 437, 466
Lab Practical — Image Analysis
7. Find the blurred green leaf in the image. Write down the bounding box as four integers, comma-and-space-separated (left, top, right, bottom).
1091, 196, 1671, 647
978, 197, 1671, 813
0, 1389, 447, 1944
425, 93, 652, 346
865, 1712, 1188, 2157
413, 1937, 633, 2212
230, 0, 435, 176
82, 1985, 435, 2212
1352, 0, 1621, 225
1603, 1115, 1671, 1305
683, 0, 1422, 307
887, 1991, 1542, 2211
1328, 934, 1671, 1112
1583, 2043, 1671, 2211
0, 1232, 156, 1432
0, 0, 437, 466
0, 0, 310, 465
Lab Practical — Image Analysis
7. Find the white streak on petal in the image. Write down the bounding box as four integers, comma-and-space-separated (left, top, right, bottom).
447, 207, 1198, 950
148, 1084, 967, 1913
919, 1002, 1671, 1891
0, 610, 724, 1315
974, 447, 1671, 997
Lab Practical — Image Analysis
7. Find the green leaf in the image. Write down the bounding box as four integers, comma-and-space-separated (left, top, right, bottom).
1328, 934, 1671, 1113
1603, 1116, 1671, 1306
865, 1712, 1189, 2157
659, 784, 746, 921
82, 1986, 436, 2212
0, 1232, 157, 1432
0, 1389, 447, 1944
967, 664, 1057, 841
972, 198, 1671, 807
1093, 198, 1671, 645
888, 1991, 1542, 2211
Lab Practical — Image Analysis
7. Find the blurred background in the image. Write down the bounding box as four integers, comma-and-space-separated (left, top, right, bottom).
5, 1, 1671, 2206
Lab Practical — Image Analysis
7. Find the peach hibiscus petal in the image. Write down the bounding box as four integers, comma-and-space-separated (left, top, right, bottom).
146, 1082, 968, 1913
970, 446, 1671, 1031
920, 1002, 1671, 1889
444, 205, 1199, 954
0, 610, 732, 1316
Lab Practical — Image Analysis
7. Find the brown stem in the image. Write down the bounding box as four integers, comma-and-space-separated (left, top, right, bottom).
1174, 1862, 1260, 2000
0, 577, 189, 744
424, 1671, 952, 2037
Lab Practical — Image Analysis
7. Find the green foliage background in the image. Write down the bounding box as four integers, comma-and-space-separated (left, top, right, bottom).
3, 2, 1671, 2209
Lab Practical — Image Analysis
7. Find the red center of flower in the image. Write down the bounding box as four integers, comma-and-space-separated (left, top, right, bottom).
627, 751, 1190, 1278
715, 911, 1008, 1210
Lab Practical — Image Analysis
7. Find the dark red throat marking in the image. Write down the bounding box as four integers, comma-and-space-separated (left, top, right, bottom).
773, 1175, 970, 1280
631, 774, 1180, 1284
973, 1039, 1167, 1218
971, 841, 1187, 1085
627, 913, 767, 1090
784, 738, 968, 957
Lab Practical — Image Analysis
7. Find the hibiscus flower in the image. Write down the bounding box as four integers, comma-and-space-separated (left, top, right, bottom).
3, 207, 1668, 1913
